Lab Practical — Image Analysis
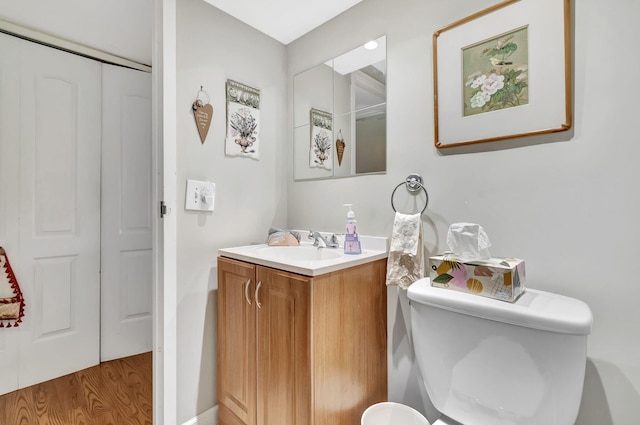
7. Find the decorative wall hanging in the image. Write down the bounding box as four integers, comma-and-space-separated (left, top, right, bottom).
433, 0, 572, 148
0, 247, 25, 328
225, 79, 261, 160
192, 86, 213, 144
309, 108, 333, 171
336, 129, 345, 166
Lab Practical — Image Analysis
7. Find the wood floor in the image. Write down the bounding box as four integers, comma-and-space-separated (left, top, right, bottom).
0, 352, 152, 425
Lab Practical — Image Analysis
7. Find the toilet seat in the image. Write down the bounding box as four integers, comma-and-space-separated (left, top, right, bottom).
360, 402, 468, 425
361, 402, 430, 425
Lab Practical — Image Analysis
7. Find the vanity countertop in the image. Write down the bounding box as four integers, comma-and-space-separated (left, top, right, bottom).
219, 234, 388, 277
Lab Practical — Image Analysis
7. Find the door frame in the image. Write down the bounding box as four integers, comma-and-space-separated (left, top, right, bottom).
153, 0, 177, 423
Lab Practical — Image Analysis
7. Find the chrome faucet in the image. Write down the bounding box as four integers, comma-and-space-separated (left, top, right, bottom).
308, 231, 339, 248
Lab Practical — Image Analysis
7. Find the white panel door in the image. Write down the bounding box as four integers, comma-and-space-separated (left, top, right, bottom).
0, 33, 21, 396
17, 37, 102, 388
100, 64, 153, 361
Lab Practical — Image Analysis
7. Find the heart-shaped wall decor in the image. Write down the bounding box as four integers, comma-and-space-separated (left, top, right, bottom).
193, 101, 213, 144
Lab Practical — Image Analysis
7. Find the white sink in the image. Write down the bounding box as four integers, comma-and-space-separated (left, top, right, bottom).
219, 233, 388, 276
254, 245, 342, 262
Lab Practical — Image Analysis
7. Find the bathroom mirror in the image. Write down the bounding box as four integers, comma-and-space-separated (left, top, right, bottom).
293, 35, 387, 181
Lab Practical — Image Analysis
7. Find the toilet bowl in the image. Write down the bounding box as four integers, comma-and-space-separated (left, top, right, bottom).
361, 402, 429, 425
363, 279, 592, 425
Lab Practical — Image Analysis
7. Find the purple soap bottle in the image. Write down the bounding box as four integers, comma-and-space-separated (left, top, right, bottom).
343, 204, 362, 255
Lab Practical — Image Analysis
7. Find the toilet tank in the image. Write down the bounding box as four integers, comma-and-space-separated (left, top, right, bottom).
407, 279, 592, 425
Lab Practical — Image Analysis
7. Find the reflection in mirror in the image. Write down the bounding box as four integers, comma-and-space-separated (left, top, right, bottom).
293, 36, 386, 180
355, 104, 386, 174
293, 60, 333, 128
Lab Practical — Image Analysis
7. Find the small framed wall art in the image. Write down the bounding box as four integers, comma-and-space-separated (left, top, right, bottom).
433, 0, 572, 148
225, 79, 261, 159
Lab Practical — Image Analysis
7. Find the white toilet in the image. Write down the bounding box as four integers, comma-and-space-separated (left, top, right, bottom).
365, 278, 592, 425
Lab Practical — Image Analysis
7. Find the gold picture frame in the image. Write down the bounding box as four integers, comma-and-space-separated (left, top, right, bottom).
433, 0, 572, 148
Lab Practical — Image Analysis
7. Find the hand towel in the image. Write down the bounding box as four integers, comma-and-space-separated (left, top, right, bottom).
386, 212, 424, 289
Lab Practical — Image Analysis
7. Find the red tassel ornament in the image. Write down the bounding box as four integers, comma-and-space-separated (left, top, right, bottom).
0, 247, 25, 328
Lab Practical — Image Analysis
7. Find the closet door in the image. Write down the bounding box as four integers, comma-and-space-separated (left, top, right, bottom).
17, 36, 102, 388
100, 63, 153, 361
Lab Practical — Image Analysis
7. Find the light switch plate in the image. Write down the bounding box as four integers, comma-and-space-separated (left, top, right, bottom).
185, 180, 215, 212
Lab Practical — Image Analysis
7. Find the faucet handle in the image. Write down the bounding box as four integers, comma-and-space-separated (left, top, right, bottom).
308, 231, 321, 246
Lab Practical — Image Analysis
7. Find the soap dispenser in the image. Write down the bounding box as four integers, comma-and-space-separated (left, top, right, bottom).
343, 204, 362, 255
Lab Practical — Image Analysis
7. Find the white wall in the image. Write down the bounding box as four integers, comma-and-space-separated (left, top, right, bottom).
176, 0, 287, 422
287, 0, 640, 424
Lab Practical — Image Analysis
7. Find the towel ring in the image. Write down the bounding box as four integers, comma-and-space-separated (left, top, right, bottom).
391, 173, 429, 214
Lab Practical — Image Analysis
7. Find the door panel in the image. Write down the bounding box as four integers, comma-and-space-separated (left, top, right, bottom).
100, 63, 153, 361
35, 257, 74, 335
17, 37, 102, 388
34, 77, 77, 233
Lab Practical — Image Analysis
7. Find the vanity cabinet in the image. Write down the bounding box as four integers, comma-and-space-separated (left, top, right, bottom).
217, 256, 387, 425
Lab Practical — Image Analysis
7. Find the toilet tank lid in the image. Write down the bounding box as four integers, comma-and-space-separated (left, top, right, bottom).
407, 279, 593, 335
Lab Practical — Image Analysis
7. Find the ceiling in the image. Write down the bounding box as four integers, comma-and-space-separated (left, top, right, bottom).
0, 0, 363, 66
203, 0, 363, 44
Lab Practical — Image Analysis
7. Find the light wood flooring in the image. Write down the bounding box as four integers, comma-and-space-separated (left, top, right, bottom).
0, 352, 152, 425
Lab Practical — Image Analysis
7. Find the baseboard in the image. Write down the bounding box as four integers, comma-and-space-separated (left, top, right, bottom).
181, 405, 218, 425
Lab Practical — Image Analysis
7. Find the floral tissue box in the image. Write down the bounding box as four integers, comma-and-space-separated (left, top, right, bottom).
429, 254, 526, 302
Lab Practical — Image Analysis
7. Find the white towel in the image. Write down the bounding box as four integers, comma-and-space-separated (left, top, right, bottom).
386, 212, 424, 289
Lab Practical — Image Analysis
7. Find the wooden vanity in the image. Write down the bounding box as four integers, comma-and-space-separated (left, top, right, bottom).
217, 254, 387, 425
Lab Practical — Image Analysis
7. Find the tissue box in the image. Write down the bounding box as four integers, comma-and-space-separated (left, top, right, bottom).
429, 254, 525, 302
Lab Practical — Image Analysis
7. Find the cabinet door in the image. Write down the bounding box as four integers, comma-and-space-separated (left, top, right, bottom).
218, 257, 257, 425
256, 267, 311, 425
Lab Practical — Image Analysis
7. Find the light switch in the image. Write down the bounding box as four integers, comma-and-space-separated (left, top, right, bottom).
185, 180, 215, 212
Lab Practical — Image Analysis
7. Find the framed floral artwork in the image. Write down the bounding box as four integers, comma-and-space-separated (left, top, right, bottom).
433, 0, 571, 148
225, 79, 261, 159
309, 108, 333, 171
